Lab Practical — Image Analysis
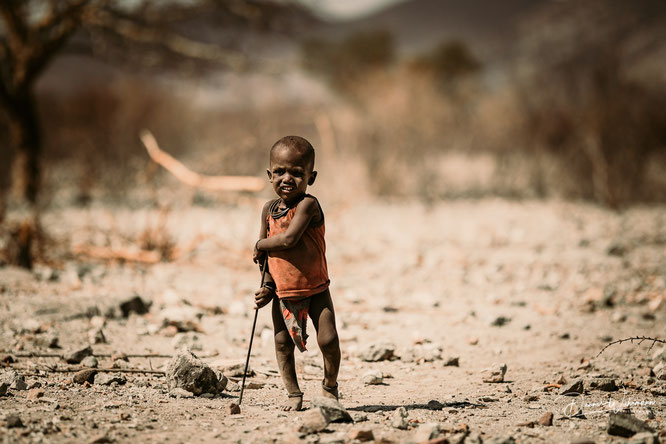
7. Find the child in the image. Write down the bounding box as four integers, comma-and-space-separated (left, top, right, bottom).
253, 135, 340, 411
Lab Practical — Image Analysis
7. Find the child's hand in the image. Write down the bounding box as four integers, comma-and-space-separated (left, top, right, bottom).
254, 287, 273, 309
253, 241, 266, 265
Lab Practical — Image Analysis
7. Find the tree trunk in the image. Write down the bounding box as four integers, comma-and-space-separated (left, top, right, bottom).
7, 90, 41, 205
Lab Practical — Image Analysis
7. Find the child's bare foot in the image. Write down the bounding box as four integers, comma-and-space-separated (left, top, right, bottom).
284, 392, 303, 411
321, 380, 338, 400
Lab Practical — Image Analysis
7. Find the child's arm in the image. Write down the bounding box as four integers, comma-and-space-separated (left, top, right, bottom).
254, 200, 275, 309
256, 197, 320, 252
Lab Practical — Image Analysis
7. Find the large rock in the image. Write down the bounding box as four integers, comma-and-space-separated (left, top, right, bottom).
311, 397, 353, 423
358, 343, 395, 362
390, 406, 408, 430
607, 412, 654, 437
166, 350, 226, 395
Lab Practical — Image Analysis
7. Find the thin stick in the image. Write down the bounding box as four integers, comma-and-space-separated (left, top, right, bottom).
596, 336, 666, 357
12, 366, 165, 375
239, 257, 267, 405
139, 130, 265, 192
12, 352, 172, 359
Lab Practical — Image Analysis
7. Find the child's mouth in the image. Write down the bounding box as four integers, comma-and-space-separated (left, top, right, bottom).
280, 185, 294, 193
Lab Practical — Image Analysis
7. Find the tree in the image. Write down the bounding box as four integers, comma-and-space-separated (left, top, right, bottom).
0, 0, 303, 266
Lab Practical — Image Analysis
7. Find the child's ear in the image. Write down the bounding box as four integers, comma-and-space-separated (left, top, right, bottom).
266, 169, 272, 182
308, 171, 317, 185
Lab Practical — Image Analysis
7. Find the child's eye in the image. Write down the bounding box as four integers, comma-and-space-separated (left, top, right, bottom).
273, 168, 285, 175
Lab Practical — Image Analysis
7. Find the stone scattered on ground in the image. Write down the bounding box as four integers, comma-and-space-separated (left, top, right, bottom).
88, 328, 107, 344
64, 346, 93, 364
560, 378, 584, 395
1, 369, 27, 390
362, 370, 383, 385
481, 363, 507, 383
166, 350, 225, 395
26, 388, 45, 400
169, 388, 195, 398
413, 422, 441, 442
348, 429, 374, 442
538, 411, 553, 426
159, 306, 204, 333
653, 362, 666, 380
120, 295, 150, 317
298, 408, 330, 435
227, 402, 241, 415
96, 373, 127, 386
588, 377, 618, 391
491, 316, 511, 327
444, 356, 460, 367
81, 356, 99, 368
358, 343, 396, 362
630, 432, 660, 444
5, 414, 24, 428
401, 343, 442, 363
390, 406, 409, 430
0, 382, 7, 396
34, 330, 60, 349
311, 397, 354, 423
607, 412, 654, 437
73, 369, 97, 384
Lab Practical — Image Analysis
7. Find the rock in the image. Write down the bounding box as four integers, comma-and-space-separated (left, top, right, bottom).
555, 375, 566, 385
390, 406, 409, 430
34, 331, 60, 349
444, 356, 460, 367
486, 437, 515, 444
560, 378, 584, 395
215, 371, 228, 393
538, 411, 553, 426
81, 356, 99, 368
64, 346, 93, 364
481, 363, 507, 383
120, 295, 150, 317
653, 362, 666, 380
588, 378, 618, 391
311, 397, 353, 423
221, 363, 254, 378
88, 328, 107, 345
426, 400, 444, 410
414, 422, 441, 442
358, 343, 395, 362
491, 316, 511, 327
348, 429, 374, 442
169, 388, 195, 399
362, 370, 383, 385
96, 373, 127, 386
298, 408, 330, 434
607, 412, 654, 437
26, 388, 45, 400
630, 432, 659, 444
0, 383, 7, 396
607, 241, 627, 257
5, 414, 24, 428
402, 343, 442, 362
0, 355, 14, 364
172, 332, 203, 351
159, 306, 203, 332
0, 369, 27, 390
88, 433, 113, 443
166, 350, 221, 395
73, 369, 97, 384
227, 402, 241, 415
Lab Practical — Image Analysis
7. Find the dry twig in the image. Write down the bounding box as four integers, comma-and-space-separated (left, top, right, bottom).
139, 130, 264, 192
596, 336, 666, 357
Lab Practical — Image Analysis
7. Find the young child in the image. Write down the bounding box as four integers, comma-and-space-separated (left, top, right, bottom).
253, 135, 340, 411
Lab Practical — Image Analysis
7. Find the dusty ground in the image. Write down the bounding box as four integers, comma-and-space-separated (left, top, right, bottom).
0, 198, 665, 443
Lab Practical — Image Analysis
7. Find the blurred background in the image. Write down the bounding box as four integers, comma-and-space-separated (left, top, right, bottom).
1, 0, 666, 266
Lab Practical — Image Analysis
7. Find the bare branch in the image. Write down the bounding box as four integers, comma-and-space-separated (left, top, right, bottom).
139, 129, 265, 193
596, 336, 666, 358
0, 1, 29, 45
85, 9, 247, 70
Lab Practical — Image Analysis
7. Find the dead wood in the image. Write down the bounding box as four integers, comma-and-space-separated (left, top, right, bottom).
139, 129, 265, 193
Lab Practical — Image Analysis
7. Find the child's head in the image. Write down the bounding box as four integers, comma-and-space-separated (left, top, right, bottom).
267, 136, 317, 203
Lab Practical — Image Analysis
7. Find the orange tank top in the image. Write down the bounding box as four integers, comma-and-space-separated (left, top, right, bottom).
267, 197, 330, 299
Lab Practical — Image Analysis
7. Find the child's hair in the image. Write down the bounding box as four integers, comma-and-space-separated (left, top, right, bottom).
270, 136, 315, 169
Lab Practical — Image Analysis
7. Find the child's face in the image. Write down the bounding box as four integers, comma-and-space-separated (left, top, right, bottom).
267, 146, 316, 204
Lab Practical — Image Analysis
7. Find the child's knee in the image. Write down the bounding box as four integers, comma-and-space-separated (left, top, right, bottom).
274, 331, 295, 353
317, 331, 339, 354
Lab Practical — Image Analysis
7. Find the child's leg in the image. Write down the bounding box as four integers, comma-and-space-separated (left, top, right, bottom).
271, 296, 302, 411
308, 289, 341, 399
